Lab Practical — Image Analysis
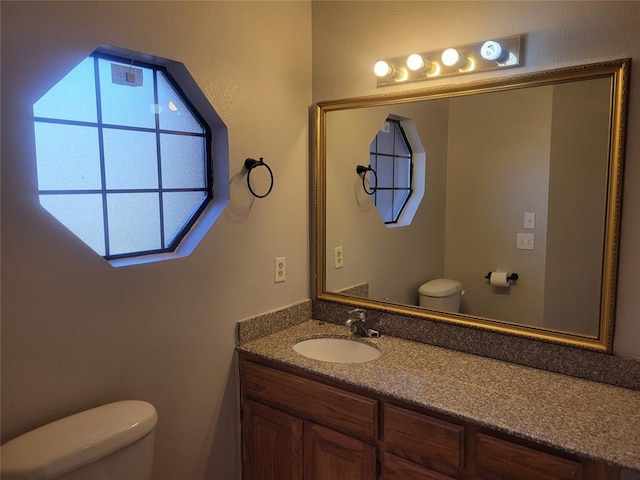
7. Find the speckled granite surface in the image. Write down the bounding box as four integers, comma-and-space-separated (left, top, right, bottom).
314, 300, 640, 391
237, 320, 640, 472
236, 300, 311, 344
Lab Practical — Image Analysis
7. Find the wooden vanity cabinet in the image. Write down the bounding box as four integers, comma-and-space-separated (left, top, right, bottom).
239, 356, 620, 480
383, 403, 464, 477
380, 402, 619, 480
240, 358, 377, 480
304, 422, 377, 480
474, 433, 584, 480
242, 399, 303, 480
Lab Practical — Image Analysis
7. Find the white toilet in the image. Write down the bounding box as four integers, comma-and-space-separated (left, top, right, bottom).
0, 400, 157, 480
418, 278, 463, 312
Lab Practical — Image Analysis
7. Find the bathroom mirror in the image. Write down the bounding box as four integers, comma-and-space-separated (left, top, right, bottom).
314, 59, 629, 352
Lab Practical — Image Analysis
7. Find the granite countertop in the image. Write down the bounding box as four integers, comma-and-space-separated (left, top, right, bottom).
237, 319, 640, 472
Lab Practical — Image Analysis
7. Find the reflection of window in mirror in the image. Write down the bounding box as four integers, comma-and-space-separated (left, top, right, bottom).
369, 116, 426, 227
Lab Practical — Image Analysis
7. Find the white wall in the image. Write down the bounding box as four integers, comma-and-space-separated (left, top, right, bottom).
0, 2, 311, 479
312, 0, 640, 359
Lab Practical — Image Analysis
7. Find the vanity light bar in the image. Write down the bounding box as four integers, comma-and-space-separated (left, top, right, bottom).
374, 35, 523, 87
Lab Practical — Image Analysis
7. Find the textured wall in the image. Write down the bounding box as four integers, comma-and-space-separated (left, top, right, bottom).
0, 2, 311, 478
312, 1, 640, 359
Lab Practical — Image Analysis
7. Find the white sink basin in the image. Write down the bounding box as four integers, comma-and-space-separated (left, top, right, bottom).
293, 337, 381, 363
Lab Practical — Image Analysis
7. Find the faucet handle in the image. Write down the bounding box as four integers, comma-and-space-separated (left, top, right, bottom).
348, 308, 366, 320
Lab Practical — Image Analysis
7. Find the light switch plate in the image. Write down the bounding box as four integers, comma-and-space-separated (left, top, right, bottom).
524, 212, 536, 229
517, 233, 535, 250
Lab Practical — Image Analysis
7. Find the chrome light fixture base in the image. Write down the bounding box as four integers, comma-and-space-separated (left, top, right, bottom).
375, 35, 523, 87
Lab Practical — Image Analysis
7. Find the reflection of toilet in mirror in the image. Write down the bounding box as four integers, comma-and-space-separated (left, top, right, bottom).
418, 278, 464, 313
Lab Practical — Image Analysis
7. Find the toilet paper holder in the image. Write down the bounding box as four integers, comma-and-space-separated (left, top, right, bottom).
484, 272, 519, 281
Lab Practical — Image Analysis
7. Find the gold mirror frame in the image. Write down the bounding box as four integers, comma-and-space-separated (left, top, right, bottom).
314, 59, 629, 352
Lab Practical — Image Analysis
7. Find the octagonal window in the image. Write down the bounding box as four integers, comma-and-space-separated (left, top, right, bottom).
33, 46, 229, 266
369, 116, 425, 227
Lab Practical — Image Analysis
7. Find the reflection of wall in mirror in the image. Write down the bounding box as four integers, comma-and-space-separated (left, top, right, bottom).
445, 87, 552, 327
544, 78, 610, 336
325, 79, 610, 335
446, 79, 609, 334
325, 101, 449, 304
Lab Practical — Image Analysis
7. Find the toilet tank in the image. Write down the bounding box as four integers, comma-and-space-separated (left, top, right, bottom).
0, 400, 157, 480
419, 278, 463, 312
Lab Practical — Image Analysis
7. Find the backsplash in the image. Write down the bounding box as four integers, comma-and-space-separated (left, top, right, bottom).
236, 300, 312, 345
236, 298, 640, 391
314, 300, 640, 391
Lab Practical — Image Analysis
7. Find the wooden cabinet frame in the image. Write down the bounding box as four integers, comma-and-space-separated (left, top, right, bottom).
239, 354, 621, 480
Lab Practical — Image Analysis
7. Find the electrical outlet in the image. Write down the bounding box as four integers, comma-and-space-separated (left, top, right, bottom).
275, 257, 286, 283
517, 233, 535, 250
334, 246, 344, 269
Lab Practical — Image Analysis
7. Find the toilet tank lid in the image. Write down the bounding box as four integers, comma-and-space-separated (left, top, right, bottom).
419, 278, 462, 297
0, 400, 157, 480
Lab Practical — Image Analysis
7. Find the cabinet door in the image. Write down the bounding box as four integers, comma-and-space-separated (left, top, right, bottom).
242, 400, 303, 480
304, 422, 376, 480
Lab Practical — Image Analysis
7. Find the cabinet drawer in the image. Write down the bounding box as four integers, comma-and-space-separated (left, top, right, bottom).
241, 361, 377, 439
382, 452, 456, 480
476, 433, 583, 480
383, 404, 464, 477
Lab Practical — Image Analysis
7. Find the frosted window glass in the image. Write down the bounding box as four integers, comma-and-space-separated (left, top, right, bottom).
395, 127, 411, 156
376, 156, 394, 188
373, 127, 394, 155
369, 154, 377, 171
375, 190, 394, 223
157, 72, 204, 134
107, 193, 160, 255
99, 59, 155, 129
33, 57, 97, 123
103, 129, 159, 189
35, 123, 101, 190
395, 158, 411, 189
32, 50, 218, 261
393, 190, 409, 219
163, 191, 207, 246
160, 134, 206, 188
39, 194, 105, 255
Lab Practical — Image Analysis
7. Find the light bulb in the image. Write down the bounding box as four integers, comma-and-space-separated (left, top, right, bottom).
427, 62, 442, 77
406, 54, 426, 71
480, 41, 504, 61
395, 67, 409, 82
499, 52, 519, 66
441, 48, 462, 67
374, 60, 393, 77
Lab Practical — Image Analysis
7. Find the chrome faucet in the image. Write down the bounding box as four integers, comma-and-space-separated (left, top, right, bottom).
345, 308, 380, 338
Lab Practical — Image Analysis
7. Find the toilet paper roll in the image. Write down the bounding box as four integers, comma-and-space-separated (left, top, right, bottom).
489, 271, 510, 287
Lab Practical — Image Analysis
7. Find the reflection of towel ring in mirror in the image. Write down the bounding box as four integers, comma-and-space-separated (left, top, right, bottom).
356, 164, 377, 195
244, 157, 274, 198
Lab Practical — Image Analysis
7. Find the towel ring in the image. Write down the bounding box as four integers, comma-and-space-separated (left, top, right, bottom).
245, 157, 274, 198
356, 164, 377, 195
